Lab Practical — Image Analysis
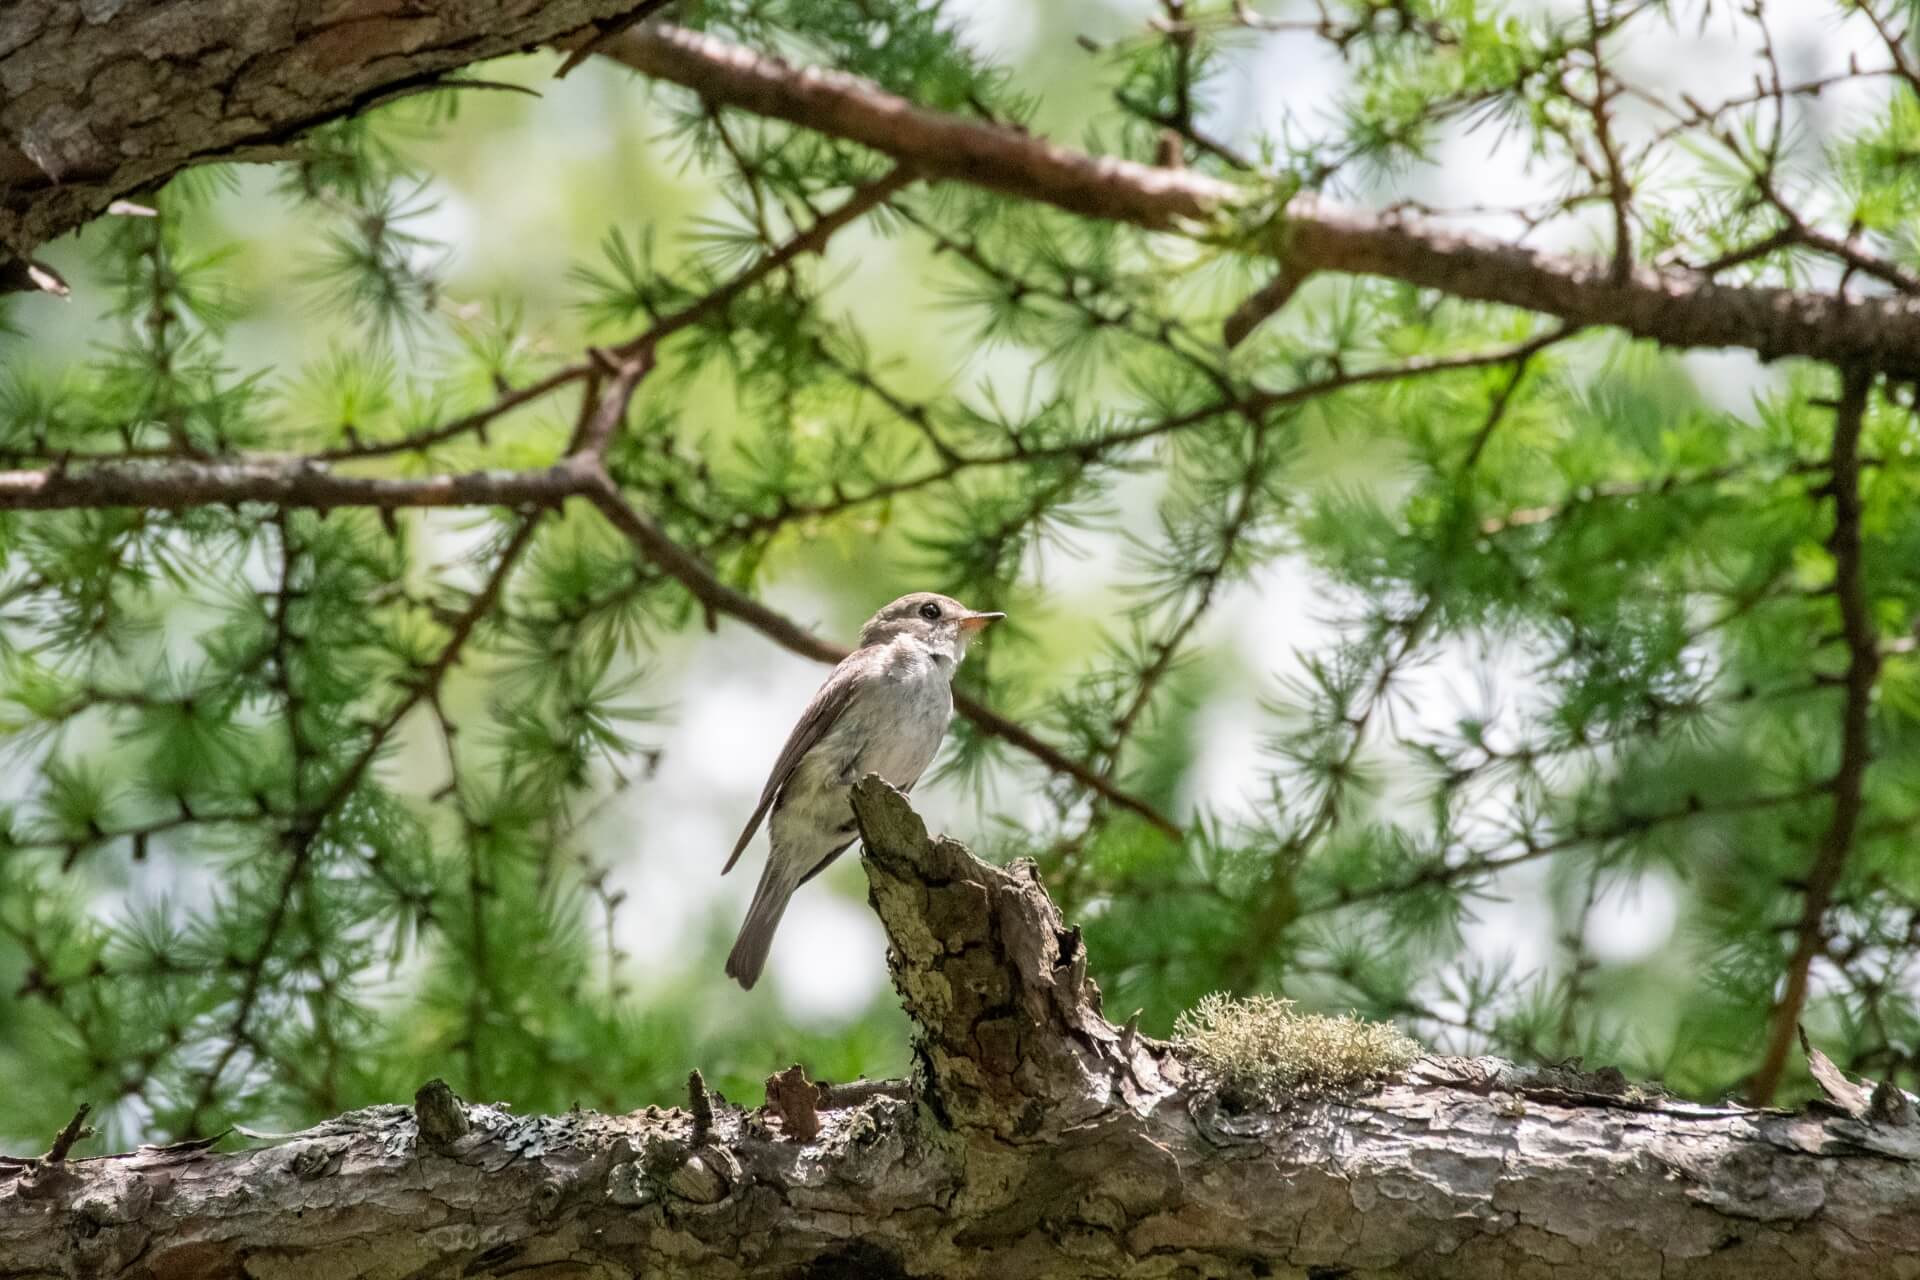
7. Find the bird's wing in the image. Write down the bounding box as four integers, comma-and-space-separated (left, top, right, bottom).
722, 659, 864, 874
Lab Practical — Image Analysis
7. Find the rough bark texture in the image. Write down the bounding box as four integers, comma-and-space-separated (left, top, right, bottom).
0, 0, 644, 277
2, 780, 1917, 1279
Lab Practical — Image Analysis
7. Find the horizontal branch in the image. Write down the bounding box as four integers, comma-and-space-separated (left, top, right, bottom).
0, 458, 590, 512
15, 1, 1920, 381
3, 783, 1915, 1279
604, 24, 1920, 375
0, 451, 1179, 833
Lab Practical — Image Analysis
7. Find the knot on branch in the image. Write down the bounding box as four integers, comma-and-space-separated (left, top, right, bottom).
413, 1078, 471, 1151
850, 777, 1175, 1137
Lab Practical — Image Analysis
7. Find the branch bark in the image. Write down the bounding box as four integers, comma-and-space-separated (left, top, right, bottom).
0, 0, 650, 279
0, 456, 594, 511
4, 781, 1916, 1279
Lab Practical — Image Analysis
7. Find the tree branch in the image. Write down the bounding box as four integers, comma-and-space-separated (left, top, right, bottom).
0, 0, 654, 274
0, 458, 592, 512
0, 447, 1181, 835
4, 783, 1917, 1278
1751, 369, 1881, 1104
17, 4, 1920, 372
602, 24, 1920, 375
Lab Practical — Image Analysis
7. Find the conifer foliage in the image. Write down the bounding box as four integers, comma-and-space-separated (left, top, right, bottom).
3, 0, 1920, 1148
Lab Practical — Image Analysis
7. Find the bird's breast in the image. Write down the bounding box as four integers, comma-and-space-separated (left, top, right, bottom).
767, 663, 951, 860
859, 673, 952, 780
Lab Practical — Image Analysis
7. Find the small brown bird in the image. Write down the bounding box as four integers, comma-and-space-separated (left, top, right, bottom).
722, 592, 1003, 989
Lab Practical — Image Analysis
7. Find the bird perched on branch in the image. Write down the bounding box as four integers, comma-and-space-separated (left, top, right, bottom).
723, 592, 1003, 989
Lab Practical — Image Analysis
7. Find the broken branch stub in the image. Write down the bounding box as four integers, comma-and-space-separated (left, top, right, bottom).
850, 775, 1178, 1137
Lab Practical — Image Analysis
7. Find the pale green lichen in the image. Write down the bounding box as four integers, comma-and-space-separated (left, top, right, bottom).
1173, 993, 1421, 1105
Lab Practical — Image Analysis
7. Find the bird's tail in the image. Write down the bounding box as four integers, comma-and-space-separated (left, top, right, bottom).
726, 860, 796, 990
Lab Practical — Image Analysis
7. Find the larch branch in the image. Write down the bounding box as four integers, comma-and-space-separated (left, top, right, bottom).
602, 24, 1920, 375
0, 459, 592, 513
1750, 369, 1881, 1104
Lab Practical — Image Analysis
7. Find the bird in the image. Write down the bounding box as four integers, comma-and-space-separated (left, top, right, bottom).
722, 591, 1004, 989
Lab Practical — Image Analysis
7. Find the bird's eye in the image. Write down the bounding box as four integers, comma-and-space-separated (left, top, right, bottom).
918, 602, 941, 621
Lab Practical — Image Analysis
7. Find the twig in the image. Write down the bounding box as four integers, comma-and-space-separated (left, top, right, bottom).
1222, 266, 1311, 349
732, 329, 1577, 539
554, 0, 676, 79
570, 356, 652, 459
1329, 783, 1826, 915
608, 166, 915, 365
686, 1069, 713, 1145
1750, 369, 1880, 1104
42, 1104, 92, 1164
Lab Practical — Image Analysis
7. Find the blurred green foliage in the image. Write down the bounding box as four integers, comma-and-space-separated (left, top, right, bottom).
3, 0, 1919, 1152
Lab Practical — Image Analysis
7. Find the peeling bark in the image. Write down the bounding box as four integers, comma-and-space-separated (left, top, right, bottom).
2, 781, 1916, 1279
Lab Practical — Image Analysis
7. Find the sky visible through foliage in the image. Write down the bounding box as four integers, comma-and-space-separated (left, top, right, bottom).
2, 0, 1919, 1150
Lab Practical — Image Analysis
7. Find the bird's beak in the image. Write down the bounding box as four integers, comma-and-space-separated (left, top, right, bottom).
959, 611, 1005, 632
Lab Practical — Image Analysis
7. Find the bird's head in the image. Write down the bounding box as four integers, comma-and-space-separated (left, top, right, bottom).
857, 592, 1004, 663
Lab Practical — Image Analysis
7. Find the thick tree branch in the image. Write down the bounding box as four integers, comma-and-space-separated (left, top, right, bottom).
1751, 370, 1882, 1104
0, 0, 657, 278
4, 782, 1917, 1279
602, 24, 1920, 375
14, 6, 1920, 372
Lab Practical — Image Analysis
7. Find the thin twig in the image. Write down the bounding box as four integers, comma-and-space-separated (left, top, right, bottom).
1749, 369, 1880, 1105
42, 1104, 92, 1164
